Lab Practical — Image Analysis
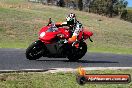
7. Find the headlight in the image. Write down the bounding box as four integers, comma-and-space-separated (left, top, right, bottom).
40, 32, 45, 38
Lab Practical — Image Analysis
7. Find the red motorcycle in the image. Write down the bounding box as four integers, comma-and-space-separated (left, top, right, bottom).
26, 19, 93, 61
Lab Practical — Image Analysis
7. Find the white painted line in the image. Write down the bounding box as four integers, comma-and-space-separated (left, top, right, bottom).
47, 67, 132, 73
0, 67, 132, 73
83, 67, 132, 70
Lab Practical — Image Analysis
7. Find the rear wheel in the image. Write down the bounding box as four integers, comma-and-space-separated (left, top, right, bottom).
67, 42, 87, 61
26, 40, 45, 60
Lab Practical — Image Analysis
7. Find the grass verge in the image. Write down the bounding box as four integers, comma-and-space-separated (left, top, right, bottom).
0, 69, 132, 88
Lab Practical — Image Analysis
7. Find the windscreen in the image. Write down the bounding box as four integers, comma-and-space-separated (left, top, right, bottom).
46, 24, 58, 32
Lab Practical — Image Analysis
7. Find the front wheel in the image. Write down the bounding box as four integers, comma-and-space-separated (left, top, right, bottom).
67, 42, 87, 61
26, 40, 45, 60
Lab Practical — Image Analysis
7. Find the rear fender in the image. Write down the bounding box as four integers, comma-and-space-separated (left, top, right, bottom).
83, 31, 93, 39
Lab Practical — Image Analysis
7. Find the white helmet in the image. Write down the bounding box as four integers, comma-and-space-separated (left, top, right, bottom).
66, 13, 76, 25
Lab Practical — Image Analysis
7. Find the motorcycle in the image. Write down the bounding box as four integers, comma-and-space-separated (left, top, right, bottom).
26, 19, 93, 61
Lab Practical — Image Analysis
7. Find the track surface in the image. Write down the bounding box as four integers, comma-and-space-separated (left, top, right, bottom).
0, 49, 132, 71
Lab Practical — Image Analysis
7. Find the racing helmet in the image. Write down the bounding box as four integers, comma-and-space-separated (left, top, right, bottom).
66, 13, 76, 25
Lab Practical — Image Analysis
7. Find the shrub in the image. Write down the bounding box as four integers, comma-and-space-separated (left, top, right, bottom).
121, 9, 132, 22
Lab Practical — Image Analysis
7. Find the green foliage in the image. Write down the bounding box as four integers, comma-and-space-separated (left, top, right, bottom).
78, 0, 83, 11
57, 0, 65, 7
121, 9, 132, 22
89, 0, 128, 17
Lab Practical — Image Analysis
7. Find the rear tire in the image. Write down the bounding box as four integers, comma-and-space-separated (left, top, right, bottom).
26, 40, 45, 60
67, 42, 87, 61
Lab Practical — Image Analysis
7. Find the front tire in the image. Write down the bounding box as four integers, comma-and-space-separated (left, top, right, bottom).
67, 42, 87, 61
26, 40, 45, 60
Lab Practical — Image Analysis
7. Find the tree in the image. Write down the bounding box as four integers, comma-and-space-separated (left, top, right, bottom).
88, 0, 128, 17
57, 0, 65, 7
78, 0, 83, 11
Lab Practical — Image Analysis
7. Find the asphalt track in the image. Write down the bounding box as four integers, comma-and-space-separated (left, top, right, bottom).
0, 49, 132, 71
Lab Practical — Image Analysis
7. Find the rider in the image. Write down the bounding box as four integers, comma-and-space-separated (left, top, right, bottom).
56, 13, 83, 44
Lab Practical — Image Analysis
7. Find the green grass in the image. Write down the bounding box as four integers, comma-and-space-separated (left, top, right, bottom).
0, 0, 25, 4
0, 0, 132, 54
0, 69, 132, 88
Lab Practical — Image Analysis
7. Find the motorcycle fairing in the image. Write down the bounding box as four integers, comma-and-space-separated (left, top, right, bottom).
83, 31, 93, 39
39, 26, 60, 44
44, 42, 67, 57
39, 26, 71, 44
